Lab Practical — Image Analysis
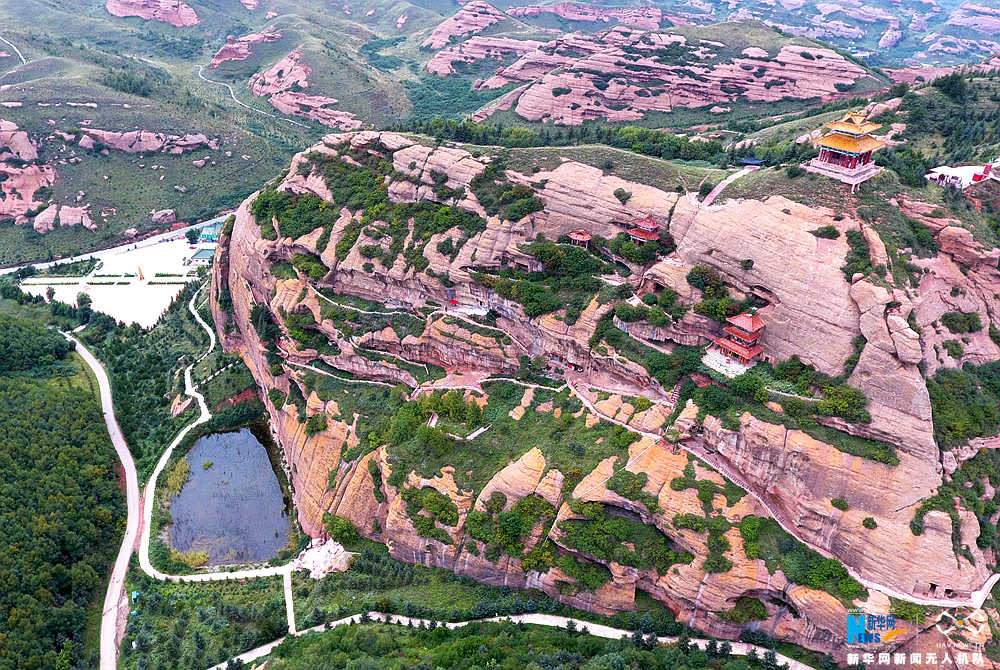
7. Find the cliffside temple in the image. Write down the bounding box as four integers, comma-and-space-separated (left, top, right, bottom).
803, 111, 885, 192
704, 311, 766, 377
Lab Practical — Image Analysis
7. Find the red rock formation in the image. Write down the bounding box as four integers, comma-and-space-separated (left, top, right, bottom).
947, 2, 1000, 36
0, 119, 37, 161
267, 92, 361, 131
78, 128, 218, 154
105, 0, 199, 27
247, 49, 361, 129
249, 48, 311, 96
507, 2, 666, 30
421, 0, 508, 51
426, 36, 543, 76
212, 132, 1000, 659
0, 163, 56, 223
476, 29, 875, 125
209, 28, 282, 68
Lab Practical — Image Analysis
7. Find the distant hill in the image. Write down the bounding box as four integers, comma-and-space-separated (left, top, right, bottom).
0, 0, 991, 264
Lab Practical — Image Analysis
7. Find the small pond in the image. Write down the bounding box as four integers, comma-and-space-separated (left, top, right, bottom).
169, 428, 291, 565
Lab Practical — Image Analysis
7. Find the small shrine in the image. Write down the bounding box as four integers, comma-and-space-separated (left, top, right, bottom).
626, 214, 659, 245
568, 229, 592, 247
803, 111, 885, 192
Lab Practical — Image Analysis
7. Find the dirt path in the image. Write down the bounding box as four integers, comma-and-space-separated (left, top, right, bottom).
700, 166, 757, 207
196, 65, 308, 128
0, 34, 26, 67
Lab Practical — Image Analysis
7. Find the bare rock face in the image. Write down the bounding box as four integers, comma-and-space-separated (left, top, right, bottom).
0, 163, 57, 223
427, 36, 543, 77
508, 2, 665, 30
672, 195, 859, 376
78, 128, 218, 154
209, 28, 282, 68
151, 209, 176, 225
249, 48, 311, 96
105, 0, 199, 27
947, 2, 1000, 36
421, 0, 507, 51
0, 119, 37, 161
476, 30, 875, 125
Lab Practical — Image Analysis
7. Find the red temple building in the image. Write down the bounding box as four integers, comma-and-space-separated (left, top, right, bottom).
627, 214, 659, 245
568, 229, 592, 247
803, 111, 885, 192
711, 312, 765, 366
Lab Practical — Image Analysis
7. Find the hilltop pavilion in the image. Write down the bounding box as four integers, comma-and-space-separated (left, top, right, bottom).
803, 111, 885, 192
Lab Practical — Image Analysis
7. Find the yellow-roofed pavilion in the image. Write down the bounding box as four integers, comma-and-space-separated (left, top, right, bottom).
803, 111, 885, 192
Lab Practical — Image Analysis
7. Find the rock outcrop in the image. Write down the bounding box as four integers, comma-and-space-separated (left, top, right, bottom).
473, 29, 878, 125
210, 28, 282, 68
78, 128, 218, 154
421, 0, 508, 51
105, 0, 199, 26
248, 49, 362, 130
0, 119, 37, 161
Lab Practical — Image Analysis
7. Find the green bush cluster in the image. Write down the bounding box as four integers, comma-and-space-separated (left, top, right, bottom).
719, 597, 768, 624
400, 486, 460, 544
739, 516, 866, 603
926, 363, 1000, 448
291, 252, 328, 280
941, 311, 983, 334
324, 514, 361, 546
559, 501, 693, 575
465, 492, 555, 560
304, 412, 328, 436
607, 469, 660, 512
810, 225, 839, 239
555, 553, 613, 592
841, 230, 874, 280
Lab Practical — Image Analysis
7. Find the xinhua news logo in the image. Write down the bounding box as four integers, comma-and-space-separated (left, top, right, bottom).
846, 612, 906, 645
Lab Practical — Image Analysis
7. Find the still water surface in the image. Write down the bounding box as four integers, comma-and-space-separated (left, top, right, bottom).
170, 428, 290, 565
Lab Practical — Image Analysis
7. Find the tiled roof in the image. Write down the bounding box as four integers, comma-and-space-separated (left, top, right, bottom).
824, 111, 882, 135
726, 312, 765, 332
817, 133, 885, 155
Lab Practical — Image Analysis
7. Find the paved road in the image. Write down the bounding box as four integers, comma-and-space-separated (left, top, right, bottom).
701, 166, 758, 206
64, 334, 141, 670
210, 611, 816, 670
0, 214, 228, 276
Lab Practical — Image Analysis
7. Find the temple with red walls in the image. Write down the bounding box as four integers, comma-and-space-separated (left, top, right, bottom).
803, 111, 885, 192
711, 312, 765, 366
626, 213, 659, 245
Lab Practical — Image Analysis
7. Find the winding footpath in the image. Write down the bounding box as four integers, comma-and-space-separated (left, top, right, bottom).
196, 65, 307, 128
209, 611, 816, 670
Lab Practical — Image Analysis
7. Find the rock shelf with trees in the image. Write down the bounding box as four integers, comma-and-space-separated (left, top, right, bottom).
212, 127, 1000, 663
